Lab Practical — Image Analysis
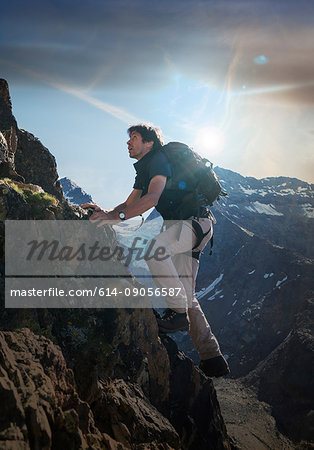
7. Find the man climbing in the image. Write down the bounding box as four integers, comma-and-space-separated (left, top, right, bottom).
82, 123, 229, 378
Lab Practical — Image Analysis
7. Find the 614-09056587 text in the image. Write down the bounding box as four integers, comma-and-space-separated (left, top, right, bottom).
9, 287, 183, 298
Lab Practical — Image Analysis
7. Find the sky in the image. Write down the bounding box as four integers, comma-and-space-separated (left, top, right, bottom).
1, 0, 314, 208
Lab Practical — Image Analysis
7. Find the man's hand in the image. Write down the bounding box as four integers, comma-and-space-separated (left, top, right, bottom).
80, 175, 166, 224
81, 203, 116, 226
81, 203, 102, 212
89, 210, 117, 227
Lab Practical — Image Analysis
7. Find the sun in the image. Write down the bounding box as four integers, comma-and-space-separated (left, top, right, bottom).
194, 126, 225, 158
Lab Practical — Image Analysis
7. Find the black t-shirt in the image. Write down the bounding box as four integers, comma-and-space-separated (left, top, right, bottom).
133, 150, 171, 195
133, 150, 179, 219
133, 149, 204, 219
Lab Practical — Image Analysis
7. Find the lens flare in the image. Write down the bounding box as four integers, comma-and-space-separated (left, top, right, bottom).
194, 126, 225, 158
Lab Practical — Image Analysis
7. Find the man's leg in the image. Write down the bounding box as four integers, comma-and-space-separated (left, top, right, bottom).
146, 220, 195, 332
146, 218, 229, 376
172, 219, 221, 359
146, 220, 194, 311
173, 218, 229, 377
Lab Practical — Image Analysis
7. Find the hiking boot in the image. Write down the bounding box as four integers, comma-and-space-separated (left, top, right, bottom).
199, 355, 230, 378
157, 308, 190, 333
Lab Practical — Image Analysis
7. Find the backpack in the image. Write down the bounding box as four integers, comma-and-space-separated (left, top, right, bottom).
158, 142, 227, 220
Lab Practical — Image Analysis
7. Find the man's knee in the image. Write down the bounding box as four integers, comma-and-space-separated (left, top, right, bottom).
144, 237, 169, 267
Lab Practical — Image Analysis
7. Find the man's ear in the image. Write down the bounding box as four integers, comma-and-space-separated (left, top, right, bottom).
145, 140, 154, 151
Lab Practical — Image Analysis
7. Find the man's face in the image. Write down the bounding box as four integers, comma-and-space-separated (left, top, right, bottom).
127, 131, 153, 160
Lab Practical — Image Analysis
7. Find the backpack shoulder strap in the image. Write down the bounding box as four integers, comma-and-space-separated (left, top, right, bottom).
191, 219, 211, 250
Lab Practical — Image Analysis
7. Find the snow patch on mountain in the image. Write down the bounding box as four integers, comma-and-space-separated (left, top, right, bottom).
239, 185, 258, 195
235, 245, 245, 256
276, 275, 288, 287
196, 273, 224, 300
264, 273, 274, 279
238, 185, 269, 197
277, 188, 297, 196
245, 202, 283, 216
207, 289, 223, 301
301, 203, 314, 218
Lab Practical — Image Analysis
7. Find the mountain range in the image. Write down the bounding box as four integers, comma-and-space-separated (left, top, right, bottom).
186, 171, 313, 442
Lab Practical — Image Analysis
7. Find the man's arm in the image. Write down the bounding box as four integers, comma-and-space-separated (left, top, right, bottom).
120, 175, 167, 219
108, 189, 143, 214
88, 175, 166, 225
81, 189, 142, 214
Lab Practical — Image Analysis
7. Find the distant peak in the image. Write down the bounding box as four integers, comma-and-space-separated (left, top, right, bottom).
59, 177, 93, 206
0, 79, 12, 110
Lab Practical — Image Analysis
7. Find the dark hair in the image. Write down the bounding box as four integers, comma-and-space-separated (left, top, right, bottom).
127, 123, 164, 151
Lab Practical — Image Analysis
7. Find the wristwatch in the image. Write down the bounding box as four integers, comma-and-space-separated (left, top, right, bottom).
118, 211, 126, 221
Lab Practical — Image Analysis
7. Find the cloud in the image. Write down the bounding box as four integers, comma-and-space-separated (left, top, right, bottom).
230, 81, 314, 106
1, 0, 313, 104
0, 58, 142, 124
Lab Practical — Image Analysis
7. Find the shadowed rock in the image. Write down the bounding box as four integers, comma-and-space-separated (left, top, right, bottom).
0, 329, 122, 449
0, 79, 18, 165
243, 297, 314, 442
15, 129, 64, 201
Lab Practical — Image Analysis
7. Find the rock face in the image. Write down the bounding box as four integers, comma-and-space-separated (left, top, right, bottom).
6, 307, 230, 448
92, 378, 180, 448
0, 326, 231, 449
0, 79, 24, 182
0, 178, 81, 223
0, 305, 231, 449
0, 79, 18, 165
214, 378, 297, 450
243, 297, 314, 443
161, 336, 230, 449
0, 79, 63, 197
15, 130, 64, 201
0, 132, 8, 158
0, 329, 109, 449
